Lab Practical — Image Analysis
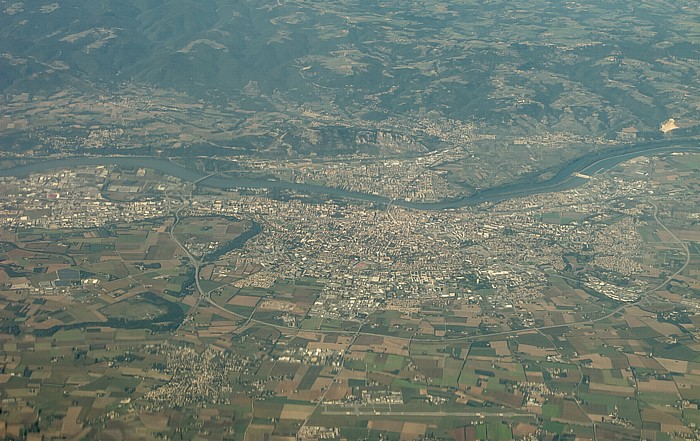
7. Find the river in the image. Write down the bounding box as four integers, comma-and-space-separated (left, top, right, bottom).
0, 137, 696, 210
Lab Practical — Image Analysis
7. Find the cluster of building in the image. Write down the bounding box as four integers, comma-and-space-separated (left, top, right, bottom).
144, 346, 255, 409
288, 159, 461, 202
298, 426, 340, 440
0, 169, 171, 229
275, 346, 343, 366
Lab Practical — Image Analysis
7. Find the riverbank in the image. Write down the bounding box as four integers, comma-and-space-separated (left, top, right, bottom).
0, 137, 696, 210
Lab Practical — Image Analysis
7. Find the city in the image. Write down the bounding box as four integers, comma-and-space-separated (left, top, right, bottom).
0, 150, 697, 439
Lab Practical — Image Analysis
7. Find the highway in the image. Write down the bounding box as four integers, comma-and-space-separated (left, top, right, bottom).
321, 409, 536, 419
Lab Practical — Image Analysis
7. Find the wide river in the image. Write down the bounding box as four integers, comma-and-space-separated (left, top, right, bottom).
0, 137, 697, 210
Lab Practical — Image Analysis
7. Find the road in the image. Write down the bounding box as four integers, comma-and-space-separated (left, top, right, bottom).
297, 317, 369, 439
321, 409, 536, 419
166, 199, 209, 341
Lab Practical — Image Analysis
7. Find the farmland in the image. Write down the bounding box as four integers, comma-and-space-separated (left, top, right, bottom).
0, 152, 699, 439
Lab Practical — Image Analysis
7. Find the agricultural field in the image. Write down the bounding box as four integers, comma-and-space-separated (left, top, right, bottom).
0, 0, 698, 437
0, 151, 699, 440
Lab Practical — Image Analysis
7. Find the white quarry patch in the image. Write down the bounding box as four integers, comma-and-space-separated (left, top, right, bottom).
40, 2, 59, 13
177, 39, 228, 53
4, 2, 23, 15
660, 118, 679, 133
60, 28, 119, 53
